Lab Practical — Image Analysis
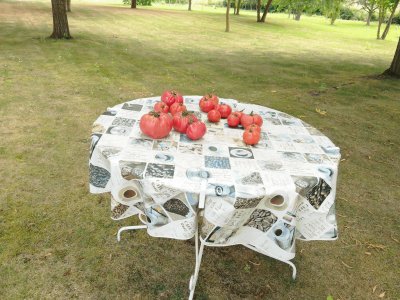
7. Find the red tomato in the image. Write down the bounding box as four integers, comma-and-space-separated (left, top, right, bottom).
245, 124, 261, 132
186, 121, 207, 140
139, 111, 172, 139
227, 113, 240, 127
217, 104, 232, 119
161, 90, 183, 106
241, 112, 263, 128
243, 128, 261, 145
199, 98, 216, 113
154, 101, 169, 113
233, 109, 244, 120
207, 109, 221, 123
169, 102, 187, 115
173, 111, 198, 133
201, 94, 219, 106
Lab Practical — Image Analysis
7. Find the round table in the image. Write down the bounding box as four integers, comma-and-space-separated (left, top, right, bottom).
89, 96, 341, 299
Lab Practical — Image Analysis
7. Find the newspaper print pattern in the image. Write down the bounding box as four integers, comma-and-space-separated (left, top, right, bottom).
89, 96, 340, 257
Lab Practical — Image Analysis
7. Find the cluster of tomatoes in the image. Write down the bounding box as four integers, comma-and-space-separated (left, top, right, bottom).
139, 90, 263, 145
200, 94, 263, 145
139, 90, 206, 140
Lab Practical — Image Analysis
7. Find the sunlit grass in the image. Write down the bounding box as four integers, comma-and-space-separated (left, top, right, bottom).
0, 0, 399, 298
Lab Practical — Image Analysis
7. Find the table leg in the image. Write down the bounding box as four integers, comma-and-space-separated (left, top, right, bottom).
117, 225, 147, 242
188, 230, 205, 300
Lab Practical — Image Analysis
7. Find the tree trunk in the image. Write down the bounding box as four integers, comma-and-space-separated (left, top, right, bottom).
381, 0, 399, 40
383, 37, 400, 76
188, 0, 192, 11
131, 0, 136, 8
66, 0, 71, 12
50, 0, 71, 39
295, 11, 301, 21
366, 10, 372, 26
256, 0, 261, 22
377, 7, 384, 39
236, 0, 241, 14
260, 0, 273, 22
330, 16, 336, 25
226, 0, 230, 32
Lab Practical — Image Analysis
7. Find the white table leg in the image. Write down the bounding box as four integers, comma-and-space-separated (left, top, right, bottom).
117, 225, 147, 242
188, 230, 205, 300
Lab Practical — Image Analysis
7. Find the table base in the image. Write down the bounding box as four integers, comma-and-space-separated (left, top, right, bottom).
117, 218, 296, 300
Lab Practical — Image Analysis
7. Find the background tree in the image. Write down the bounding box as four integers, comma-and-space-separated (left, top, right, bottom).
234, 0, 242, 14
188, 0, 192, 10
383, 37, 400, 76
376, 0, 389, 38
323, 0, 344, 24
50, 0, 71, 39
226, 0, 231, 31
131, 0, 137, 8
260, 0, 274, 22
380, 0, 399, 39
66, 0, 71, 12
358, 0, 378, 25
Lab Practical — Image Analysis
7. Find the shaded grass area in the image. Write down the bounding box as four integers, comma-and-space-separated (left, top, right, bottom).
0, 0, 400, 298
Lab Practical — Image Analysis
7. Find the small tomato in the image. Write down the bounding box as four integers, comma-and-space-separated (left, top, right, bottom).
227, 113, 241, 127
217, 104, 232, 119
186, 121, 207, 140
243, 128, 261, 145
169, 102, 187, 115
161, 90, 183, 106
208, 109, 221, 123
154, 101, 169, 113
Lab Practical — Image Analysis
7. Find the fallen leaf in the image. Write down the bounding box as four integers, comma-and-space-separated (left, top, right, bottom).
341, 261, 353, 269
248, 260, 260, 266
379, 291, 385, 298
390, 234, 399, 243
271, 90, 277, 93
372, 285, 378, 293
365, 252, 371, 255
315, 108, 327, 115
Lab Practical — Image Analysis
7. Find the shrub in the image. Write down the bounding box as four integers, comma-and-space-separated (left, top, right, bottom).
393, 13, 400, 25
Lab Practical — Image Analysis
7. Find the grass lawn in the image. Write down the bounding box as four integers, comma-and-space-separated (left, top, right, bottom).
0, 0, 400, 298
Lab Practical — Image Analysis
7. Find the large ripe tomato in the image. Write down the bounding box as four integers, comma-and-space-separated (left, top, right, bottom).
154, 101, 169, 113
169, 102, 187, 115
199, 98, 216, 113
241, 112, 263, 128
139, 111, 173, 139
227, 113, 240, 127
186, 121, 207, 140
173, 111, 198, 133
217, 104, 232, 119
201, 94, 219, 106
243, 128, 261, 145
207, 109, 221, 123
161, 90, 184, 106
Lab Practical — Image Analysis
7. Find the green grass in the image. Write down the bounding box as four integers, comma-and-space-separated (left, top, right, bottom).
1, 0, 400, 298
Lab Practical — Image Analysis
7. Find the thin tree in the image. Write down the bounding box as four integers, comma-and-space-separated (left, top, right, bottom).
380, 0, 399, 40
376, 0, 389, 39
358, 0, 378, 26
66, 0, 71, 12
226, 0, 231, 32
234, 0, 242, 14
260, 0, 273, 22
257, 0, 262, 21
131, 0, 137, 8
50, 0, 71, 39
188, 0, 192, 10
383, 37, 400, 76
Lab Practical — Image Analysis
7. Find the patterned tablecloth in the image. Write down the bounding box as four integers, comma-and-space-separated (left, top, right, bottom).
89, 96, 340, 262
